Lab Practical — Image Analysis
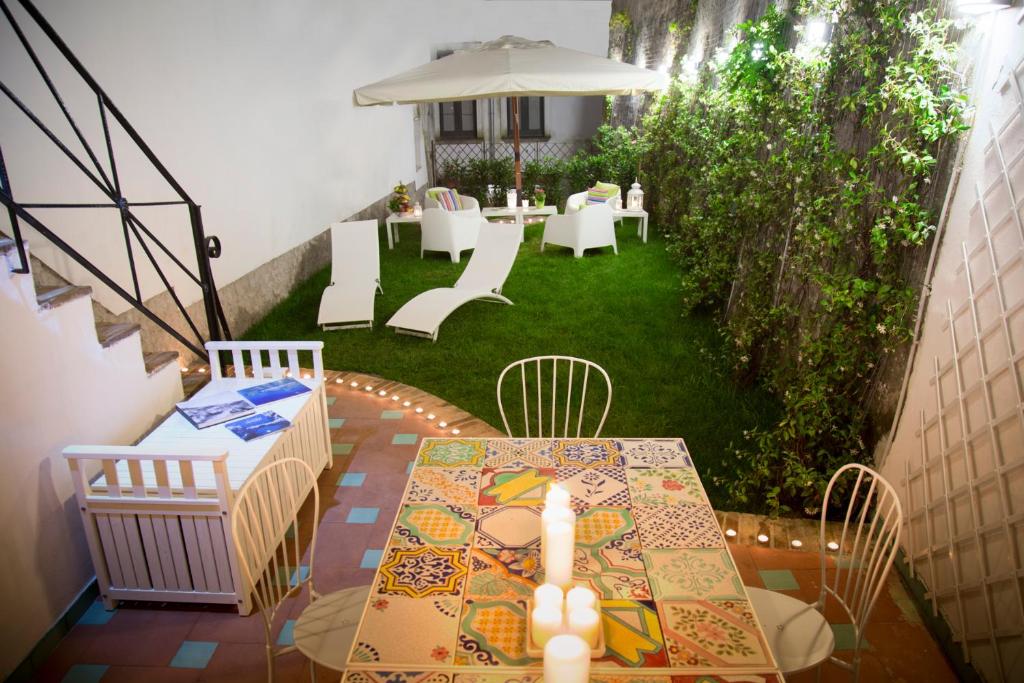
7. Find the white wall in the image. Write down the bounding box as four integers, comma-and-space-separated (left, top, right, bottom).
0, 244, 183, 678
879, 10, 1024, 683
0, 0, 610, 317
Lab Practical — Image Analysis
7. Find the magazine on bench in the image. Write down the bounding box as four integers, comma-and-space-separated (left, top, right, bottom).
237, 376, 312, 406
225, 411, 291, 441
175, 391, 256, 429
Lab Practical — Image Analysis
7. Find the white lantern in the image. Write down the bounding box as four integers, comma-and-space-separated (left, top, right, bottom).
626, 179, 644, 211
507, 189, 518, 208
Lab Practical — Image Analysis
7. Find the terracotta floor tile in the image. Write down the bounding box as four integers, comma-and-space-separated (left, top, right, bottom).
103, 665, 202, 682
748, 546, 825, 570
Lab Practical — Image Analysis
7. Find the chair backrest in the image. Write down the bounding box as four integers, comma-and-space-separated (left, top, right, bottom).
329, 220, 379, 287
455, 222, 521, 292
819, 463, 903, 662
497, 355, 612, 438
567, 183, 620, 211
232, 458, 320, 646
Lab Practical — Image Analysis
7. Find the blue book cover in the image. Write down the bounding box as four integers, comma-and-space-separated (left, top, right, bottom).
237, 377, 312, 406
225, 411, 291, 441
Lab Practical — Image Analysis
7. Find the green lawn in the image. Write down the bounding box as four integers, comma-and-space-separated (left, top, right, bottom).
243, 218, 778, 506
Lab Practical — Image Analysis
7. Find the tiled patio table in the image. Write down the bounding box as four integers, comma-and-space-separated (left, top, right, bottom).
343, 437, 782, 682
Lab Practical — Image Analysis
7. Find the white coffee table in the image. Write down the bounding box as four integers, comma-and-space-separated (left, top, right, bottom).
383, 212, 421, 249
481, 205, 558, 225
612, 207, 650, 243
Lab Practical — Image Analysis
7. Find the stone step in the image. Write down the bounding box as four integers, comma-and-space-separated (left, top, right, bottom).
143, 351, 180, 376
36, 284, 92, 310
95, 322, 141, 348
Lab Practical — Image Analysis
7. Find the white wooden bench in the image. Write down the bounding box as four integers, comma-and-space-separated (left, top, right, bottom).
64, 341, 332, 615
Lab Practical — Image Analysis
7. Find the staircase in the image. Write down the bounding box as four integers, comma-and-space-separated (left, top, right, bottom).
1, 236, 184, 404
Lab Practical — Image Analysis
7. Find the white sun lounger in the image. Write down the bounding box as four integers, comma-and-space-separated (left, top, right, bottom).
386, 222, 521, 341
317, 220, 382, 330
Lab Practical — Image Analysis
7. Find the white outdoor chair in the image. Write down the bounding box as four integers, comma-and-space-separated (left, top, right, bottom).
747, 463, 903, 681
232, 458, 370, 681
386, 222, 521, 341
317, 220, 382, 330
421, 187, 483, 262
541, 202, 618, 258
497, 355, 612, 437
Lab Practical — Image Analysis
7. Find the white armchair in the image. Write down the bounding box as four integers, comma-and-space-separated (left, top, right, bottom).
541, 203, 618, 258
421, 188, 482, 263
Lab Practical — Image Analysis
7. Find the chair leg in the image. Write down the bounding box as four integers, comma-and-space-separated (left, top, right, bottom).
309, 657, 318, 683
450, 252, 459, 263
266, 644, 276, 683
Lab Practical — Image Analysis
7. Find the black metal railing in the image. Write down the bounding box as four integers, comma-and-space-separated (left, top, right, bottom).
0, 0, 229, 360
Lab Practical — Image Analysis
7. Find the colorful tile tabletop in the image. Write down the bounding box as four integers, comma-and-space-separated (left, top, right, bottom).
344, 438, 781, 681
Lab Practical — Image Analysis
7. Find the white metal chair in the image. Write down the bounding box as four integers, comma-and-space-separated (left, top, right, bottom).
421, 187, 483, 262
232, 458, 369, 681
496, 355, 612, 437
386, 222, 521, 341
747, 463, 903, 681
317, 220, 382, 330
541, 202, 618, 258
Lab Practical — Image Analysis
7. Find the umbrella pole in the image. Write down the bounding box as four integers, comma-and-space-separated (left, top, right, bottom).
512, 96, 522, 195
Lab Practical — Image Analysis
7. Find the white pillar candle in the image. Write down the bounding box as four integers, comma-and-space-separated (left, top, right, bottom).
565, 586, 597, 613
531, 605, 563, 648
534, 583, 563, 611
567, 606, 601, 648
544, 634, 590, 683
541, 505, 575, 568
546, 483, 571, 509
545, 520, 575, 588
522, 198, 530, 208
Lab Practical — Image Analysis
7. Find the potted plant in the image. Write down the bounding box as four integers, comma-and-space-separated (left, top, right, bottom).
388, 183, 412, 214
533, 185, 546, 208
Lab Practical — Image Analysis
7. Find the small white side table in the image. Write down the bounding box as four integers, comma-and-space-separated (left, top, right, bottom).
481, 205, 558, 225
612, 208, 650, 243
383, 213, 422, 249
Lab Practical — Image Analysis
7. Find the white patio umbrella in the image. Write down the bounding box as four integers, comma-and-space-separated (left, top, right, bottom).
353, 35, 666, 193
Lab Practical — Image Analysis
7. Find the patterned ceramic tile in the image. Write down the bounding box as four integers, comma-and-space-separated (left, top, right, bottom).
349, 594, 461, 666
556, 466, 631, 508
466, 548, 544, 600
658, 600, 774, 669
575, 506, 640, 550
478, 468, 555, 506
406, 467, 481, 505
597, 599, 669, 667
572, 546, 651, 600
617, 438, 692, 468
626, 467, 705, 506
550, 439, 624, 468
376, 546, 469, 597
417, 439, 487, 468
643, 549, 744, 601
456, 598, 532, 666
483, 439, 555, 468
345, 673, 453, 683
475, 506, 542, 549
392, 504, 476, 547
632, 504, 724, 549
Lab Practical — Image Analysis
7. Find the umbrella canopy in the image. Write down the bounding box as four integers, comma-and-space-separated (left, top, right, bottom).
354, 35, 666, 191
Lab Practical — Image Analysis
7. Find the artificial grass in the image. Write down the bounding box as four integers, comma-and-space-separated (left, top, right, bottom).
243, 218, 779, 506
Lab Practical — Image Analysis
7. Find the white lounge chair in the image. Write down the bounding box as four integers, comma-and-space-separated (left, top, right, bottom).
386, 222, 521, 341
541, 202, 618, 258
317, 220, 382, 330
422, 187, 483, 263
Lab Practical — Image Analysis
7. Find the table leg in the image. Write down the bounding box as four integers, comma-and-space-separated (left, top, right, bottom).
642, 215, 648, 243
385, 218, 395, 249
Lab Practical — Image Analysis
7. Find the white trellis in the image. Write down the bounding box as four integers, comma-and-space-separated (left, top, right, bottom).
901, 57, 1024, 683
